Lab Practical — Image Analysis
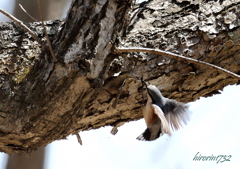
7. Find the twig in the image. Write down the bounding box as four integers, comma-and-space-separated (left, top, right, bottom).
110, 126, 118, 135
115, 47, 240, 80
19, 4, 38, 21
37, 0, 57, 62
0, 8, 47, 49
76, 133, 82, 145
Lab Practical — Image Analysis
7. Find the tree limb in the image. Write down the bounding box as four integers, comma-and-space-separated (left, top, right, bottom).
115, 47, 240, 80
0, 8, 47, 49
37, 0, 57, 62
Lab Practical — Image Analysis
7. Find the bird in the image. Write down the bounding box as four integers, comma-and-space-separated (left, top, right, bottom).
137, 81, 189, 141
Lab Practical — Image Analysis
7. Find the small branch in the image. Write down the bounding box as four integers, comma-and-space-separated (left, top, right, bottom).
37, 0, 58, 62
76, 133, 82, 145
110, 122, 125, 135
115, 47, 240, 80
111, 126, 118, 135
0, 8, 47, 49
19, 4, 38, 21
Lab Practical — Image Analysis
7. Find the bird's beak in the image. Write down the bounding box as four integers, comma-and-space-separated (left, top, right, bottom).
141, 80, 148, 88
141, 80, 152, 99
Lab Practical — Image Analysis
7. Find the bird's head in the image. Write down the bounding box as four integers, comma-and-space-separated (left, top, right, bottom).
141, 81, 164, 106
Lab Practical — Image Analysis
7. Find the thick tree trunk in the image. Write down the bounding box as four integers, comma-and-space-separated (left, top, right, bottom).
0, 0, 240, 154
5, 1, 69, 166
6, 146, 45, 169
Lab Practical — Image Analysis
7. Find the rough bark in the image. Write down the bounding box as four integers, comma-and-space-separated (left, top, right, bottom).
0, 0, 240, 154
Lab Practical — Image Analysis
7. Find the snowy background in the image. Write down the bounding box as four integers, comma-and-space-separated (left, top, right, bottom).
44, 84, 240, 169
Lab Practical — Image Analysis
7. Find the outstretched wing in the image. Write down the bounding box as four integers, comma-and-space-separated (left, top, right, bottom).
164, 100, 189, 131
152, 104, 171, 135
137, 104, 171, 141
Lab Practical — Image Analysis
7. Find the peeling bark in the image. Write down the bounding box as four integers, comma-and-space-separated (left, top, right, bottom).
119, 0, 240, 101
0, 0, 240, 154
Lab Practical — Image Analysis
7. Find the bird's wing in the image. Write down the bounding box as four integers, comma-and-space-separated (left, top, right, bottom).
164, 100, 189, 130
137, 104, 171, 141
152, 104, 171, 135
136, 128, 153, 141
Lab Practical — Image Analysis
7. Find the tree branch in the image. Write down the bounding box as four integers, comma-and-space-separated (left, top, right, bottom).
0, 8, 47, 49
115, 47, 240, 80
37, 0, 57, 62
18, 4, 38, 21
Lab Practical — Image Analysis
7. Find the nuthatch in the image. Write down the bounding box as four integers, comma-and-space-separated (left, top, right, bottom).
137, 82, 189, 141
